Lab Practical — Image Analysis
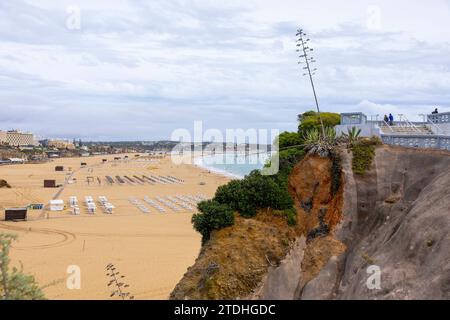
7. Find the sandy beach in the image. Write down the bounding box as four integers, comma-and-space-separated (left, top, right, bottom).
0, 154, 230, 299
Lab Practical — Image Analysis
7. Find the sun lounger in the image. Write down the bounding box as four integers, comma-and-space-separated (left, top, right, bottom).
69, 196, 78, 207
72, 206, 80, 215
128, 197, 150, 213
167, 196, 193, 211
143, 197, 166, 213
156, 196, 182, 212
85, 196, 96, 214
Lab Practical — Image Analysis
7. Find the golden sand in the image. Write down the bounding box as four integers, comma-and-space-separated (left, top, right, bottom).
0, 154, 229, 299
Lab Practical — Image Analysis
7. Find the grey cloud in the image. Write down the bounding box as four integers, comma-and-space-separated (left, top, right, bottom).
0, 1, 449, 139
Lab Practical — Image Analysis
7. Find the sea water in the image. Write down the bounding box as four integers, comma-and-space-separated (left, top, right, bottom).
194, 152, 272, 179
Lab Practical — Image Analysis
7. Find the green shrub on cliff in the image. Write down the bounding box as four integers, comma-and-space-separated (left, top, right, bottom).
351, 139, 378, 175
192, 201, 235, 244
278, 131, 303, 150
283, 208, 297, 226
214, 170, 294, 218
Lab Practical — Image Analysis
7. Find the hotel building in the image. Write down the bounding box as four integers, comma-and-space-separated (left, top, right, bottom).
0, 130, 37, 146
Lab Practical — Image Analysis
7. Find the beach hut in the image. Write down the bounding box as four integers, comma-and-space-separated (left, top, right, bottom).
49, 200, 64, 211
4, 208, 27, 221
44, 180, 56, 188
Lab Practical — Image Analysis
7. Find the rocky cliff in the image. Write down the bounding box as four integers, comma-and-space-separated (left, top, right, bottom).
171, 145, 450, 300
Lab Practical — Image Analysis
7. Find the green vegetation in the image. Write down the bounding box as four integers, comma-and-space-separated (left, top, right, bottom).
303, 127, 337, 157
193, 167, 299, 244
277, 131, 305, 174
278, 131, 303, 150
0, 234, 45, 300
342, 127, 362, 145
192, 201, 235, 244
214, 171, 294, 218
351, 140, 376, 175
298, 111, 340, 133
192, 110, 344, 244
283, 208, 298, 227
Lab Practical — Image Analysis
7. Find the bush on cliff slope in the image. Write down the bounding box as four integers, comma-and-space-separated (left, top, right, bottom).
214, 171, 294, 218
351, 138, 380, 175
192, 201, 235, 244
194, 167, 298, 243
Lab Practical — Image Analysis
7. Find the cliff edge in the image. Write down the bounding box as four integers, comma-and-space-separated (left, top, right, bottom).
170, 145, 450, 300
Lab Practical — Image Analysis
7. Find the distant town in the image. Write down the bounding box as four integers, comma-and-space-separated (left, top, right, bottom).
0, 129, 271, 164
0, 129, 173, 164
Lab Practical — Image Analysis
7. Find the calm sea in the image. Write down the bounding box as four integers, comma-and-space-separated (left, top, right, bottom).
194, 152, 271, 179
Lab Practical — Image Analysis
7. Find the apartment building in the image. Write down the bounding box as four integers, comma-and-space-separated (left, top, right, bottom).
0, 130, 37, 146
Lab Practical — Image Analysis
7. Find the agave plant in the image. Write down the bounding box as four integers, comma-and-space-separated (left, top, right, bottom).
342, 127, 362, 145
303, 127, 337, 158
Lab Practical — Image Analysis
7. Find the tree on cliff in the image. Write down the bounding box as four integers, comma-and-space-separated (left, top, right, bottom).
298, 111, 340, 134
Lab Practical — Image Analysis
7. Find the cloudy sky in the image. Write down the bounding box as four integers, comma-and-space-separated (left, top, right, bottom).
1, 0, 449, 141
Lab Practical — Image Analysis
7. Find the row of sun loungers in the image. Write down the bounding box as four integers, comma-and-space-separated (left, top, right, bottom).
128, 197, 150, 213
131, 194, 208, 214
85, 196, 97, 214
99, 196, 115, 214
65, 194, 206, 215
69, 196, 80, 215
155, 196, 182, 212
103, 175, 184, 186
143, 197, 166, 213
167, 196, 194, 211
67, 196, 114, 215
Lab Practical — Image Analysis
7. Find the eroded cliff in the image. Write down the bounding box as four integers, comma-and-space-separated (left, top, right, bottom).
170, 145, 450, 300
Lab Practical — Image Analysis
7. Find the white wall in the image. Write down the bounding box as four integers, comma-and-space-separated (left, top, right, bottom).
335, 124, 381, 138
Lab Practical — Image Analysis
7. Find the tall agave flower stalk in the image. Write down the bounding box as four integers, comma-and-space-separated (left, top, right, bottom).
296, 28, 325, 138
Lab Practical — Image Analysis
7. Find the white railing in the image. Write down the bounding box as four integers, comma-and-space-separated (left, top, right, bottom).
427, 119, 446, 135
403, 116, 421, 133
382, 120, 394, 132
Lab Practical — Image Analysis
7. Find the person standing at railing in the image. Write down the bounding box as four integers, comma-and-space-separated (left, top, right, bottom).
389, 113, 394, 126
384, 114, 389, 123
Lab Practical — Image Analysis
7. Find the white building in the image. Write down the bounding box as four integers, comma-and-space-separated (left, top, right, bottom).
0, 130, 37, 146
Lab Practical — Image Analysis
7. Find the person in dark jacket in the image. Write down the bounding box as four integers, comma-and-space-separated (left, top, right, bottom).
384, 114, 389, 123
389, 113, 394, 126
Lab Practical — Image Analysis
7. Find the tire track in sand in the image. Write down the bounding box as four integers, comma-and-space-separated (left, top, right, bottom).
0, 223, 76, 250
